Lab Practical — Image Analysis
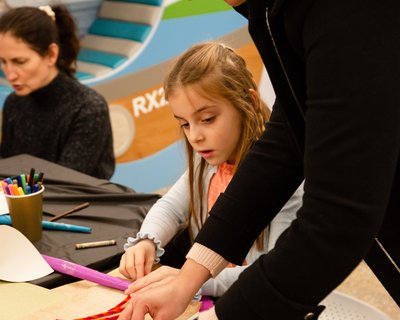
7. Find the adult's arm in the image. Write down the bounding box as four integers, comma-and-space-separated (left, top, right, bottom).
202, 183, 303, 297
196, 100, 304, 263
195, 1, 400, 318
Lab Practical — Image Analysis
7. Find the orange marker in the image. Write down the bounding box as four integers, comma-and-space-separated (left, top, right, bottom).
0, 181, 8, 194
12, 184, 19, 195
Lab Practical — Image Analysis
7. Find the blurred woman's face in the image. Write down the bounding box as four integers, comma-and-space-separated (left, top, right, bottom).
0, 32, 58, 96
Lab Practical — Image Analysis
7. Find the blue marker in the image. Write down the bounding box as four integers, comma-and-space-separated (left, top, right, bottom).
0, 215, 92, 233
42, 220, 92, 233
15, 176, 22, 187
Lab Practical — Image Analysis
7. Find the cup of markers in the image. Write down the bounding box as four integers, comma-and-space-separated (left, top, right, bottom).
1, 169, 45, 242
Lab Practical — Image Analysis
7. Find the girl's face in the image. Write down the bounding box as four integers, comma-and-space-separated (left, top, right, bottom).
169, 85, 242, 166
0, 32, 58, 96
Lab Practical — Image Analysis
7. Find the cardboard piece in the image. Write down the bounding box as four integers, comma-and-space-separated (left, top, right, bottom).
0, 225, 53, 282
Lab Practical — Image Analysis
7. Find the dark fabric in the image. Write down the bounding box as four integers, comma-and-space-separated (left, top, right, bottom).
196, 0, 400, 318
0, 154, 160, 288
0, 72, 115, 180
159, 227, 192, 269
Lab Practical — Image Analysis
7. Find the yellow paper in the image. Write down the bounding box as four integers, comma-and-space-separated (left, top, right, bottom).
0, 282, 65, 320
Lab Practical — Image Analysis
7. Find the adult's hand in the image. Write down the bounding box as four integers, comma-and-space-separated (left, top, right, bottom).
118, 259, 211, 320
125, 265, 179, 295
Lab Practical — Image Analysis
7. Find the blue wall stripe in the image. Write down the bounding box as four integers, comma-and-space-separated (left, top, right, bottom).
111, 141, 187, 193
79, 48, 128, 68
89, 19, 151, 42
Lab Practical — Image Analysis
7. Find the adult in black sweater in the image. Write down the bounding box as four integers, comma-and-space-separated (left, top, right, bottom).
117, 1, 400, 320
0, 6, 115, 180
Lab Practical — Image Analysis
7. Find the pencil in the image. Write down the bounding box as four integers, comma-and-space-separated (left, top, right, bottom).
48, 202, 90, 222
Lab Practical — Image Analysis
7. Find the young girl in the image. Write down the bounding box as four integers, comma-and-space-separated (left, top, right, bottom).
119, 42, 303, 297
0, 6, 115, 179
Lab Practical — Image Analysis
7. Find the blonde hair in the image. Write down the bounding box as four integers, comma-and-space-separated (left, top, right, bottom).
164, 42, 270, 251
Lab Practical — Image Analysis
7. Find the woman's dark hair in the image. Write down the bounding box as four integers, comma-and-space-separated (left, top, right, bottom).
0, 6, 80, 78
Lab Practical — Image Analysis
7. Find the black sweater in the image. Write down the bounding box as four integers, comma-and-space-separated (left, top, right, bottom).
196, 0, 400, 319
1, 72, 115, 179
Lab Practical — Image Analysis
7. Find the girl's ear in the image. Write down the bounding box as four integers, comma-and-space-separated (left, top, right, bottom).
47, 43, 59, 66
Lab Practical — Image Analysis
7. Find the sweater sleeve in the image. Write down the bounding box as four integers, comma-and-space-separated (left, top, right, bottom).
126, 170, 192, 253
198, 1, 400, 319
198, 181, 304, 297
201, 265, 248, 297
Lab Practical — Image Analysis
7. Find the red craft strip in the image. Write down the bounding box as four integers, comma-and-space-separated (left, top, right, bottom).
73, 295, 131, 320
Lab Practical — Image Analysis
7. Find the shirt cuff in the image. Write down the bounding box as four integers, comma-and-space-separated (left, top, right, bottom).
186, 243, 228, 278
124, 231, 164, 263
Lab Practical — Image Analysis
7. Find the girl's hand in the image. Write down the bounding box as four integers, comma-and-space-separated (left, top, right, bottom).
119, 239, 156, 280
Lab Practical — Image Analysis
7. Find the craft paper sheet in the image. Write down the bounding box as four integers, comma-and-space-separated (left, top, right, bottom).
0, 191, 8, 215
0, 282, 65, 320
0, 225, 53, 281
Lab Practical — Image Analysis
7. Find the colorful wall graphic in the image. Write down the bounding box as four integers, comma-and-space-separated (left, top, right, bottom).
0, 0, 269, 193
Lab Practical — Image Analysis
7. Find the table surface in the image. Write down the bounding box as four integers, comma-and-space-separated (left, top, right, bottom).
0, 154, 160, 288
2, 155, 398, 318
23, 262, 399, 319
26, 268, 200, 320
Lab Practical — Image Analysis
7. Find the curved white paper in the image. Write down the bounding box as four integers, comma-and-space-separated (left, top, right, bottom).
0, 225, 53, 281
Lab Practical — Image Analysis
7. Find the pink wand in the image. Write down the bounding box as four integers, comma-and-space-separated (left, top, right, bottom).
42, 254, 131, 291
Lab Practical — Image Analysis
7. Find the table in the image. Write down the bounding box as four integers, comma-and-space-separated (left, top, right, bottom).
28, 269, 200, 320
0, 154, 160, 288
2, 268, 200, 320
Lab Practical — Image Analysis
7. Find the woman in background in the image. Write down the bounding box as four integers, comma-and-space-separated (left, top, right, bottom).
0, 6, 115, 179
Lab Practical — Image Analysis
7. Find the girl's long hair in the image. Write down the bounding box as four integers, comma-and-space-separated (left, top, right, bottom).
164, 42, 270, 251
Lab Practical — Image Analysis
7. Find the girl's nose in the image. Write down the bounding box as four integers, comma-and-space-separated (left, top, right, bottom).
188, 126, 204, 144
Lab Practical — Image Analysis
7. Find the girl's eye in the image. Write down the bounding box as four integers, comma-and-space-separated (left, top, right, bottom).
202, 116, 215, 123
180, 122, 189, 129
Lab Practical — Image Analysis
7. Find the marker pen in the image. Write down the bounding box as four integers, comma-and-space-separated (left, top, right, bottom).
42, 220, 92, 233
0, 215, 92, 233
20, 174, 27, 194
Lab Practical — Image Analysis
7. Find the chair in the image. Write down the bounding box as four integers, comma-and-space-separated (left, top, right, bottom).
320, 290, 392, 320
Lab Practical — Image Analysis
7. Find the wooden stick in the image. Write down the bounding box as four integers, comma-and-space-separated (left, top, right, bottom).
48, 202, 90, 222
